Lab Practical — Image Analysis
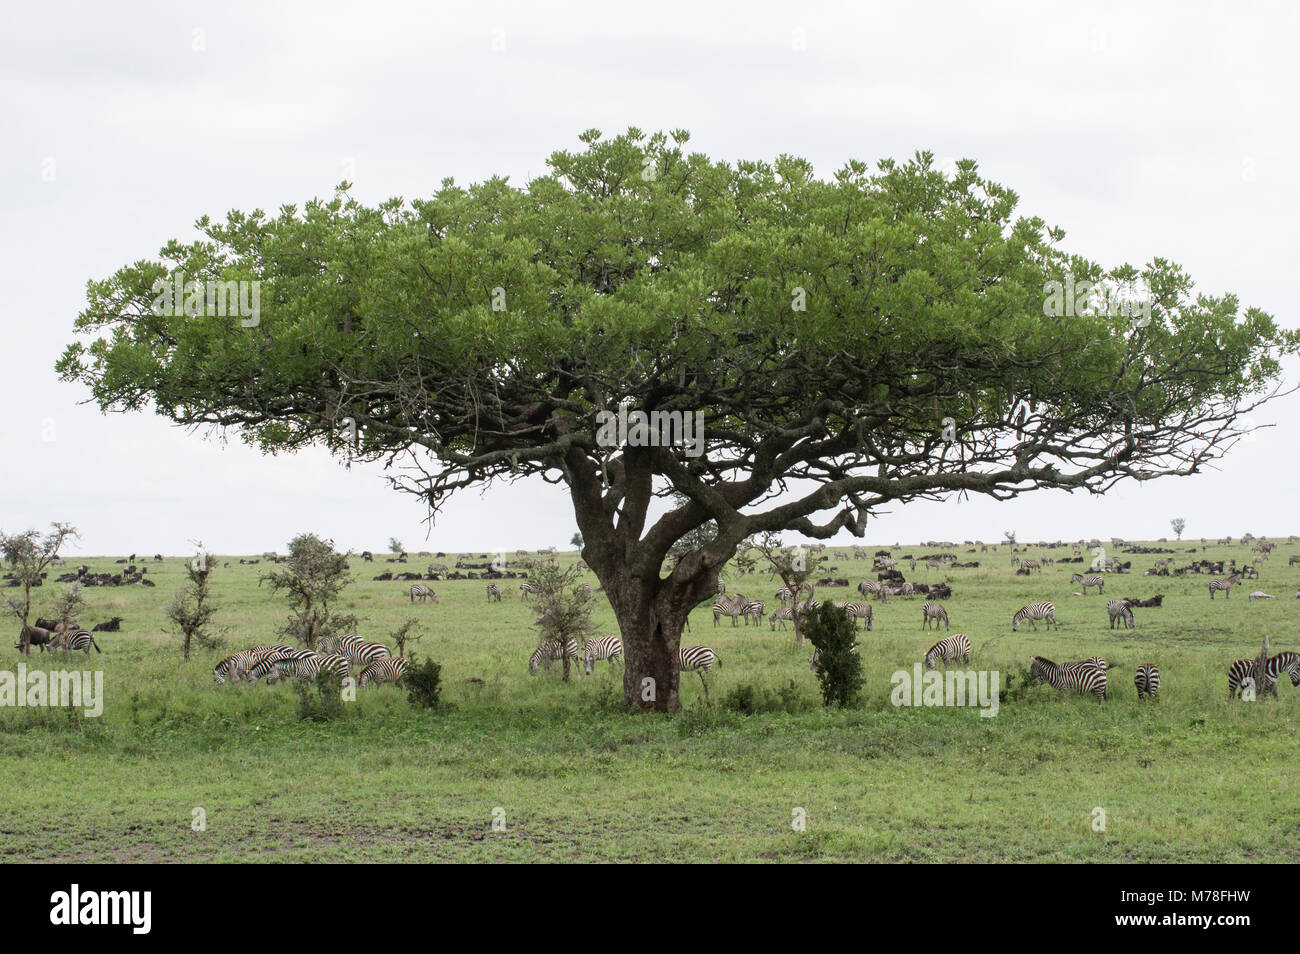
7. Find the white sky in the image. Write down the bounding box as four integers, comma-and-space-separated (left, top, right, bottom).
2, 0, 1298, 557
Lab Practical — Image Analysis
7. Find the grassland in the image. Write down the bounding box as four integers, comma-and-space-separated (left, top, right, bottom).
3, 539, 1299, 863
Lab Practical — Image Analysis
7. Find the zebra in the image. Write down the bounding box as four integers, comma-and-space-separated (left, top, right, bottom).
342, 640, 392, 669
212, 645, 294, 684
409, 583, 438, 603
717, 580, 728, 596
1107, 599, 1135, 629
1012, 601, 1057, 632
898, 581, 915, 598
741, 599, 766, 626
582, 636, 623, 674
921, 601, 950, 630
810, 642, 858, 671
679, 646, 718, 673
1021, 559, 1042, 573
776, 586, 795, 606
247, 648, 318, 683
924, 634, 971, 670
519, 581, 534, 600
317, 633, 361, 657
833, 602, 873, 630
529, 639, 581, 675
1209, 573, 1243, 599
50, 630, 101, 655
485, 582, 503, 602
858, 580, 889, 602
1227, 656, 1285, 699
1134, 663, 1160, 700
1030, 655, 1107, 700
358, 656, 409, 688
1070, 573, 1105, 595
713, 593, 747, 627
769, 606, 795, 631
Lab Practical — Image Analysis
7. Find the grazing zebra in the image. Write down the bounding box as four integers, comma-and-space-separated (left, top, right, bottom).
1227, 656, 1283, 698
342, 640, 392, 669
924, 634, 971, 670
212, 645, 294, 684
1208, 573, 1243, 599
1070, 573, 1105, 595
1021, 559, 1042, 573
529, 639, 581, 675
317, 633, 362, 657
1134, 663, 1160, 700
247, 649, 318, 683
833, 601, 873, 630
921, 601, 950, 631
898, 582, 915, 598
679, 646, 718, 673
1107, 599, 1135, 629
769, 606, 795, 631
50, 630, 102, 655
519, 581, 534, 600
358, 656, 409, 687
485, 582, 503, 602
582, 636, 624, 674
741, 599, 766, 626
776, 586, 795, 606
1030, 655, 1107, 700
713, 593, 748, 627
858, 580, 888, 600
409, 583, 438, 603
809, 642, 858, 671
1012, 601, 1057, 632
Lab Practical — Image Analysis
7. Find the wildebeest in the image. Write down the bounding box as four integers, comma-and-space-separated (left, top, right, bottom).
16, 625, 53, 654
92, 617, 124, 632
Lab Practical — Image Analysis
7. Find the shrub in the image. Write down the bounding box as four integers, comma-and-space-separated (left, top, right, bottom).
295, 668, 345, 722
405, 657, 443, 710
805, 603, 863, 708
723, 680, 810, 715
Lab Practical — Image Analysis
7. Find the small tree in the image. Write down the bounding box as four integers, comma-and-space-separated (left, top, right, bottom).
261, 534, 356, 650
2, 522, 78, 648
390, 617, 425, 657
1003, 530, 1017, 546
804, 602, 862, 708
529, 560, 597, 682
1171, 517, 1186, 540
167, 547, 221, 660
749, 533, 814, 644
570, 532, 584, 549
50, 583, 88, 633
388, 537, 405, 556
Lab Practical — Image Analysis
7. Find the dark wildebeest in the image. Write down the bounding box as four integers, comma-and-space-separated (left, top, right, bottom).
93, 617, 124, 632
17, 625, 53, 655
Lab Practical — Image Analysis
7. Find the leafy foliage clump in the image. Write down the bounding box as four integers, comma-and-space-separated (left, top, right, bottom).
805, 603, 863, 708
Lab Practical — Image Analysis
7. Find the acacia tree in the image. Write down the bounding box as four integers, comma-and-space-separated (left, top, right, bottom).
58, 129, 1298, 712
749, 533, 815, 645
260, 534, 356, 650
168, 547, 220, 660
1171, 517, 1186, 540
2, 523, 78, 638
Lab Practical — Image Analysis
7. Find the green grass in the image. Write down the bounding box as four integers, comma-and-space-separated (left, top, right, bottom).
3, 540, 1298, 862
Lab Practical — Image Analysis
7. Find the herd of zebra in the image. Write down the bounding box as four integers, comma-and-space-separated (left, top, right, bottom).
212, 634, 408, 688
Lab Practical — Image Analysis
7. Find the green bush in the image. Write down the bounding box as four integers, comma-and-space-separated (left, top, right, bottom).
295, 668, 345, 722
723, 680, 811, 715
405, 657, 443, 710
805, 603, 863, 708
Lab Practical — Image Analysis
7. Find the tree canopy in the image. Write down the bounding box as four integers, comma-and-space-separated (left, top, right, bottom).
59, 128, 1298, 710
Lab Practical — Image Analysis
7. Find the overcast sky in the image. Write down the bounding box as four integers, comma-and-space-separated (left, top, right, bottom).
2, 0, 1297, 558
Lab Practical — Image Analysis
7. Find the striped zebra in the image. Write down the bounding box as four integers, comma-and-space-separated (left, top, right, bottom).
1107, 599, 1135, 629
713, 593, 748, 627
529, 639, 581, 675
1209, 573, 1243, 599
924, 634, 971, 670
679, 645, 718, 673
1030, 655, 1107, 700
921, 601, 950, 630
358, 656, 409, 687
858, 580, 890, 602
741, 599, 766, 626
833, 601, 873, 630
212, 645, 294, 684
247, 648, 318, 683
1227, 652, 1300, 698
897, 582, 915, 598
50, 630, 102, 655
1012, 601, 1057, 631
519, 581, 534, 600
776, 586, 795, 606
342, 640, 392, 669
769, 606, 795, 631
1021, 559, 1042, 573
717, 580, 728, 596
317, 633, 361, 657
582, 636, 624, 674
409, 583, 438, 603
1134, 663, 1160, 701
1070, 573, 1105, 595
810, 642, 858, 671
485, 582, 503, 602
